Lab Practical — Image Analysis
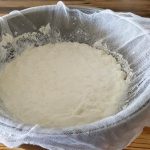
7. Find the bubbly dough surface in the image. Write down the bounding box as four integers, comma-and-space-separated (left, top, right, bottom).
0, 42, 127, 128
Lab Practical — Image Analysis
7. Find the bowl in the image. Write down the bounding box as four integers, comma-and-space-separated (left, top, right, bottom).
0, 2, 149, 150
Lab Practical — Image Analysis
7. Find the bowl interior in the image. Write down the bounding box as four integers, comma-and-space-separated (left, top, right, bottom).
0, 4, 149, 132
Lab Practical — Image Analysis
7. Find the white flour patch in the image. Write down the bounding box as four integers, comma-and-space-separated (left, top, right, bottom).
0, 42, 128, 128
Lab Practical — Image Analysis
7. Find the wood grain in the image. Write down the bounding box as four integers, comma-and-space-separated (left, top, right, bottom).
0, 0, 150, 150
0, 0, 149, 17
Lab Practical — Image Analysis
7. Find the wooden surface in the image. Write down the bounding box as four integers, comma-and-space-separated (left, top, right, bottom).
0, 0, 150, 150
0, 0, 149, 17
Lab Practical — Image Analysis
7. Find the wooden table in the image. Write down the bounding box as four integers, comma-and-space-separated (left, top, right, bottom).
0, 0, 149, 150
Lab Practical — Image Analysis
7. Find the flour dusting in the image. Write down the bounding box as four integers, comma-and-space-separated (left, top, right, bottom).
0, 42, 129, 127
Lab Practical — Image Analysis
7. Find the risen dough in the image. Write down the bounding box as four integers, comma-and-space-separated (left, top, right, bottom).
0, 42, 127, 128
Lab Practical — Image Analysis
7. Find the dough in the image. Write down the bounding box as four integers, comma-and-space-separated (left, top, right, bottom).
0, 42, 128, 128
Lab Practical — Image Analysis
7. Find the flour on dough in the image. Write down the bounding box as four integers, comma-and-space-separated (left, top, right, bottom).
0, 42, 128, 128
